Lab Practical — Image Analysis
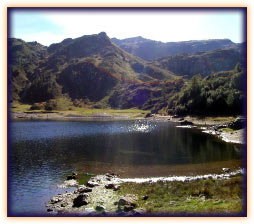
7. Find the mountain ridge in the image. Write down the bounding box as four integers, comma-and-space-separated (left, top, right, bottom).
112, 36, 237, 60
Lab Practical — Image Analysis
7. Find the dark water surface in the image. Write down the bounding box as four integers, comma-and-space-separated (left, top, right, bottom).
8, 120, 242, 216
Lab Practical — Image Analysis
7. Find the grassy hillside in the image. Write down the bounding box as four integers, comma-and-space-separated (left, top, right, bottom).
9, 32, 178, 109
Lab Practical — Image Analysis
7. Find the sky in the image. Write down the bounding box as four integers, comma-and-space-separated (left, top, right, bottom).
9, 8, 245, 46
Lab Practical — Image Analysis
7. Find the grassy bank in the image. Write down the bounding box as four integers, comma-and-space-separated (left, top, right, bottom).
11, 102, 149, 119
118, 174, 244, 215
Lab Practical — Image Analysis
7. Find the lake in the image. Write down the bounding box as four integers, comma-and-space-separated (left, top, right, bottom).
8, 120, 243, 216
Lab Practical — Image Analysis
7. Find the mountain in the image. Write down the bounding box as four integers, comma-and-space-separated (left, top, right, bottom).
9, 32, 177, 107
151, 46, 245, 78
111, 37, 237, 60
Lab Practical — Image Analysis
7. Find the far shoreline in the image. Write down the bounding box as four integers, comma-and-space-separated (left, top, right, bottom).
10, 111, 246, 145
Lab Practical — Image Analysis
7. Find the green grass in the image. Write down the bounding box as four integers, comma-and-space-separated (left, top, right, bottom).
11, 102, 31, 112
76, 172, 95, 185
219, 128, 235, 133
117, 175, 244, 215
10, 102, 149, 119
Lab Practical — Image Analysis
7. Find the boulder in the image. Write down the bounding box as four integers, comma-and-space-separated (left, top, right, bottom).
73, 194, 89, 207
51, 196, 62, 204
77, 186, 92, 193
86, 181, 99, 188
105, 183, 115, 189
130, 208, 146, 215
66, 172, 77, 180
144, 113, 152, 118
95, 205, 105, 212
113, 185, 121, 191
142, 195, 148, 200
228, 116, 246, 130
222, 168, 231, 173
180, 120, 193, 126
124, 205, 135, 212
118, 194, 138, 208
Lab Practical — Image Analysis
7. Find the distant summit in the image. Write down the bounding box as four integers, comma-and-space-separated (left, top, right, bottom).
111, 36, 237, 60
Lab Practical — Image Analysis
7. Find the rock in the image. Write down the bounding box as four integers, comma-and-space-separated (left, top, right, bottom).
51, 196, 62, 204
61, 202, 68, 207
66, 175, 76, 180
180, 120, 193, 126
113, 185, 121, 191
73, 194, 89, 207
145, 113, 152, 118
77, 186, 93, 193
86, 181, 99, 188
66, 171, 77, 180
228, 116, 246, 130
95, 205, 105, 212
118, 194, 138, 207
105, 183, 115, 189
172, 114, 180, 118
84, 207, 96, 215
124, 205, 135, 212
105, 173, 114, 178
222, 168, 231, 173
142, 195, 148, 200
47, 208, 53, 212
130, 208, 146, 215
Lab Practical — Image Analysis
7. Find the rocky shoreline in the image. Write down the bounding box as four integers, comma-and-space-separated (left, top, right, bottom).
146, 114, 246, 145
47, 173, 146, 216
47, 168, 244, 216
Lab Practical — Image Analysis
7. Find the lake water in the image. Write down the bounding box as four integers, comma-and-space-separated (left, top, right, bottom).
8, 120, 243, 216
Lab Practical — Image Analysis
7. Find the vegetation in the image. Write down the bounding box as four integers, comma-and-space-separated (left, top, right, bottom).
119, 175, 244, 215
9, 33, 246, 117
166, 64, 246, 116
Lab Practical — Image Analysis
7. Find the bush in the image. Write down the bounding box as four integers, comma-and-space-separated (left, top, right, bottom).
30, 103, 45, 110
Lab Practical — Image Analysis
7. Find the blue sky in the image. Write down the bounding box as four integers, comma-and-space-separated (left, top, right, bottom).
10, 9, 245, 46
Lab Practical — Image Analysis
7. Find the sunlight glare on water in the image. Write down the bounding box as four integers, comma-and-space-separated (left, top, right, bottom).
127, 120, 157, 133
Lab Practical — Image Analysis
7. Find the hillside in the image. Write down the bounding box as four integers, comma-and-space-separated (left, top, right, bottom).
151, 47, 245, 78
112, 37, 237, 60
9, 32, 177, 107
9, 33, 246, 115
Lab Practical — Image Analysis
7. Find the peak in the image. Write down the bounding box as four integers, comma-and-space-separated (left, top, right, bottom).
98, 32, 107, 36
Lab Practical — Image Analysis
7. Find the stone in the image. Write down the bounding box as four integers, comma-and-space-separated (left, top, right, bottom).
113, 185, 121, 191
66, 171, 77, 180
47, 208, 53, 212
86, 181, 99, 188
66, 175, 76, 180
105, 173, 114, 178
95, 205, 105, 212
180, 120, 193, 126
77, 186, 93, 193
130, 208, 146, 215
222, 168, 231, 173
73, 194, 89, 207
142, 195, 148, 200
51, 196, 62, 204
84, 207, 96, 214
124, 205, 135, 212
144, 112, 152, 118
118, 194, 138, 207
61, 202, 68, 207
105, 183, 115, 189
228, 116, 246, 130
